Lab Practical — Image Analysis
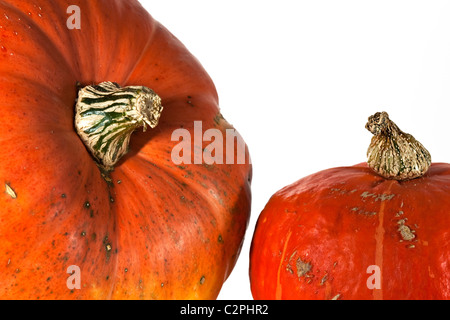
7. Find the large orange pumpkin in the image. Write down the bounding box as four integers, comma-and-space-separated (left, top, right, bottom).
0, 0, 251, 299
250, 112, 449, 300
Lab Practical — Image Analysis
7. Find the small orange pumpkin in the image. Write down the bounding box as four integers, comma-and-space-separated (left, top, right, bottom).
250, 112, 449, 300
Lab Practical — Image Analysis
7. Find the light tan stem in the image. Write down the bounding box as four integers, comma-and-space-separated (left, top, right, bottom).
366, 111, 431, 180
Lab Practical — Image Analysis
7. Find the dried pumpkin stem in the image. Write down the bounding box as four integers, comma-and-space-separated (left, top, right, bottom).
365, 112, 431, 180
74, 81, 163, 170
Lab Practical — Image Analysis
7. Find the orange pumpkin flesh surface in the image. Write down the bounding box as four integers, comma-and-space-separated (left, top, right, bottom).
0, 0, 251, 299
250, 113, 449, 300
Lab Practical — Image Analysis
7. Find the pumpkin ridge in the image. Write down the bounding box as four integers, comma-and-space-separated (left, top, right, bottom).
373, 180, 396, 300
70, 0, 158, 84
275, 229, 292, 299
0, 74, 74, 114
122, 21, 158, 86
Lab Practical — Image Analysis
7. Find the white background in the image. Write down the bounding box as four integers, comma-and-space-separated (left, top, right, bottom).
140, 0, 450, 300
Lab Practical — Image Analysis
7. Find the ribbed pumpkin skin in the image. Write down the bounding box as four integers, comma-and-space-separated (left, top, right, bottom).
0, 0, 251, 299
250, 163, 450, 300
